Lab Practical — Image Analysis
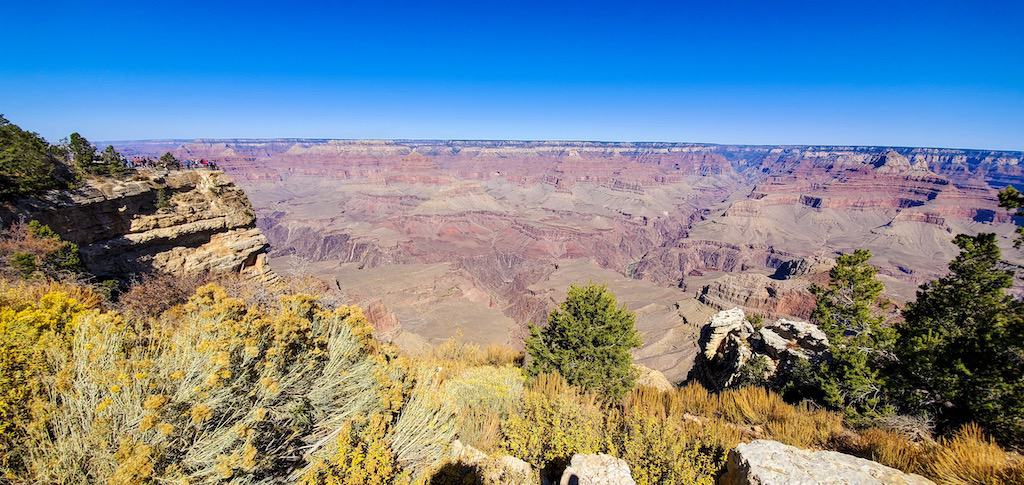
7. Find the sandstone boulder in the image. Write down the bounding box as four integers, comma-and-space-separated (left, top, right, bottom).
770, 318, 828, 353
719, 440, 934, 485
492, 455, 533, 484
559, 454, 636, 485
701, 307, 752, 361
692, 308, 829, 391
449, 439, 488, 464
447, 440, 534, 484
633, 363, 675, 391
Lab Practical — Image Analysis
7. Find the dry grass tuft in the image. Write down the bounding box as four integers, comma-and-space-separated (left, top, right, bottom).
926, 424, 1019, 485
442, 365, 525, 452
425, 338, 522, 375
850, 428, 929, 475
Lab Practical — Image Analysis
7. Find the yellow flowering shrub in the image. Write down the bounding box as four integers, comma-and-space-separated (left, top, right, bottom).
0, 286, 90, 474
604, 410, 721, 485
300, 415, 409, 485
500, 373, 604, 469
4, 281, 432, 484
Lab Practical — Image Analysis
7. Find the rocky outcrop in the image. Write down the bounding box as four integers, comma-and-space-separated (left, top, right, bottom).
698, 273, 816, 319
3, 169, 273, 281
719, 440, 934, 484
447, 440, 534, 484
633, 363, 675, 391
559, 454, 636, 485
691, 308, 829, 390
772, 255, 834, 280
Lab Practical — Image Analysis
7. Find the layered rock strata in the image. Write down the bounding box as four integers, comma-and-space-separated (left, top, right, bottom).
3, 169, 273, 281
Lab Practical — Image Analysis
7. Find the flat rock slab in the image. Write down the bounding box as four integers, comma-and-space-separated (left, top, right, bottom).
560, 454, 636, 485
720, 440, 934, 485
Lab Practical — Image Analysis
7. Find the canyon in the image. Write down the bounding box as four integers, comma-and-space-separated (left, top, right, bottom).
112, 140, 1024, 382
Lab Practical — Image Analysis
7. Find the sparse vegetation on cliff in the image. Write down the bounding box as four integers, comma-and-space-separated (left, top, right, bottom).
0, 220, 82, 279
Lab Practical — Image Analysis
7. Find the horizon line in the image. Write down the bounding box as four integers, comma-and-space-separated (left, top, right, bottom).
100, 137, 1024, 155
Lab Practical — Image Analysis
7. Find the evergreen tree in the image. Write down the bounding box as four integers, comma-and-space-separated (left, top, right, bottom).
100, 145, 127, 177
158, 151, 180, 170
897, 233, 1024, 448
998, 186, 1024, 247
68, 132, 96, 173
525, 284, 642, 399
809, 249, 896, 421
0, 115, 63, 199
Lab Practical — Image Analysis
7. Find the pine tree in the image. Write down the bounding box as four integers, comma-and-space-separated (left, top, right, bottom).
0, 115, 64, 199
525, 284, 642, 399
809, 249, 896, 421
998, 186, 1024, 247
68, 132, 96, 173
897, 233, 1024, 448
100, 145, 127, 177
158, 151, 180, 170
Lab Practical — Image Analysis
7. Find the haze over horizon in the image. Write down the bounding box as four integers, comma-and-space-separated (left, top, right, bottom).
3, 0, 1023, 150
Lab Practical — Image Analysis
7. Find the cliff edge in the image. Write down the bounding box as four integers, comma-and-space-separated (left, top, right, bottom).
1, 169, 274, 281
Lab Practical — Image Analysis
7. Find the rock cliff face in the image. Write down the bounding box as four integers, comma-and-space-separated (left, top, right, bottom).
2, 169, 272, 281
698, 273, 817, 319
109, 139, 1023, 379
691, 308, 829, 390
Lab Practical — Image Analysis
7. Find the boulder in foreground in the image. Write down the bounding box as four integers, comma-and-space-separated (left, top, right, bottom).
719, 440, 934, 485
559, 453, 637, 485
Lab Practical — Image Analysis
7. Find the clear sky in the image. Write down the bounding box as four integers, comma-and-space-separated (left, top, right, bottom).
2, 0, 1022, 150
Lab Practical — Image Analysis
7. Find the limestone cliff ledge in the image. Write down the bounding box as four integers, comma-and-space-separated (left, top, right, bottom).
5, 169, 273, 280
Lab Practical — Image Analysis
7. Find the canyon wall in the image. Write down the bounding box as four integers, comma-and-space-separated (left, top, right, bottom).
1, 169, 274, 281
108, 139, 1024, 379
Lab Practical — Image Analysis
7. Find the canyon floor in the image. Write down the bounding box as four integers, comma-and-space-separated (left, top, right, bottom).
115, 140, 1024, 383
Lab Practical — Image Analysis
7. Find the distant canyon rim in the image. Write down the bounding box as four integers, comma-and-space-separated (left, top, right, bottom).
113, 139, 1024, 382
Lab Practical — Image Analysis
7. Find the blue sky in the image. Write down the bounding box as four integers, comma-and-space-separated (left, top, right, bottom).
2, 0, 1022, 149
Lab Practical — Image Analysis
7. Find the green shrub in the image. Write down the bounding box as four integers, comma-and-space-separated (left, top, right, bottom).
8, 252, 37, 278
897, 233, 1024, 448
501, 373, 604, 471
808, 249, 896, 422
0, 115, 69, 199
155, 188, 172, 210
525, 284, 642, 399
735, 354, 772, 388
